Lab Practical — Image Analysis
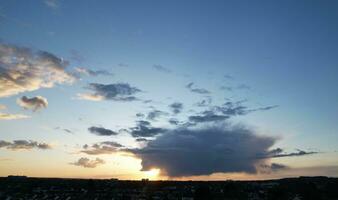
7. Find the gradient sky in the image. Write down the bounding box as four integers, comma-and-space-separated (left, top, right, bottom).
0, 0, 338, 180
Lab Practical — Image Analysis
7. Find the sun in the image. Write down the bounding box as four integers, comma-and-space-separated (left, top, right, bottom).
144, 168, 160, 179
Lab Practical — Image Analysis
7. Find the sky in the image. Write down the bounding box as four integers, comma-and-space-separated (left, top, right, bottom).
0, 0, 338, 180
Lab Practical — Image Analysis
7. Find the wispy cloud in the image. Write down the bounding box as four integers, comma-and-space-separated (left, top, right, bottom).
186, 82, 210, 94
70, 157, 105, 168
81, 141, 123, 155
78, 83, 141, 101
74, 67, 113, 77
0, 113, 30, 120
0, 140, 51, 150
44, 0, 59, 9
17, 96, 48, 112
153, 64, 172, 73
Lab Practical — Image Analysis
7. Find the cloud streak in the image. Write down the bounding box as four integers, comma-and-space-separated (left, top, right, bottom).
153, 65, 172, 73
74, 67, 113, 77
81, 141, 123, 155
0, 140, 51, 150
0, 113, 29, 120
88, 126, 118, 136
78, 83, 141, 101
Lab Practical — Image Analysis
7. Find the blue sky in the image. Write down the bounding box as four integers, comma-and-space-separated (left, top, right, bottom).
0, 0, 337, 179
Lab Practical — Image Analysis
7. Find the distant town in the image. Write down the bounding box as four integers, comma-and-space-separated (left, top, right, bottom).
0, 176, 337, 200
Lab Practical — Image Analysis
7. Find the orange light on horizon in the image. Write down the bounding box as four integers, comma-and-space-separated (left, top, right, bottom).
143, 168, 160, 179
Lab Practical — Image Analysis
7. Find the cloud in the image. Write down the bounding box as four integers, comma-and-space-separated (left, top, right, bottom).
169, 102, 183, 114
88, 126, 118, 136
129, 124, 277, 177
264, 148, 318, 158
188, 112, 229, 123
74, 67, 113, 77
0, 113, 29, 120
259, 163, 288, 173
223, 74, 234, 80
187, 100, 278, 126
0, 140, 51, 150
0, 43, 75, 98
220, 86, 233, 91
70, 157, 105, 168
0, 104, 6, 110
216, 101, 278, 117
186, 82, 210, 94
128, 120, 167, 138
78, 83, 141, 101
44, 0, 59, 9
54, 127, 74, 134
195, 97, 212, 107
147, 110, 167, 121
16, 96, 48, 111
168, 118, 180, 125
136, 138, 150, 142
136, 113, 145, 118
81, 141, 123, 155
153, 65, 172, 73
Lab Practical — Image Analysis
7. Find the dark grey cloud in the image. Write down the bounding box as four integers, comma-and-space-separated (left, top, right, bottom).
78, 83, 141, 101
249, 105, 279, 112
128, 120, 167, 138
147, 110, 168, 121
153, 64, 172, 73
186, 82, 210, 94
129, 124, 277, 177
188, 112, 229, 124
259, 163, 288, 173
88, 126, 118, 136
265, 148, 318, 158
81, 141, 123, 155
136, 138, 150, 142
17, 96, 48, 111
195, 97, 212, 107
168, 118, 180, 125
0, 43, 74, 97
136, 113, 145, 118
74, 67, 113, 77
169, 102, 183, 114
216, 101, 278, 117
0, 140, 51, 150
188, 113, 229, 123
70, 157, 105, 168
187, 100, 278, 125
